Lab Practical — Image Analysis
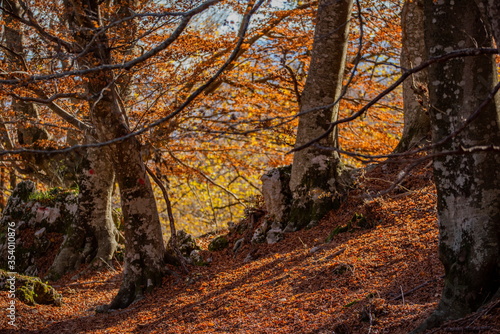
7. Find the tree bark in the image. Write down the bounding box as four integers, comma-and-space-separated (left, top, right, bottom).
2, 0, 50, 180
81, 138, 118, 269
474, 0, 500, 49
0, 169, 6, 211
394, 0, 430, 152
2, 0, 119, 280
45, 209, 88, 280
107, 132, 166, 309
414, 0, 500, 331
46, 144, 118, 280
288, 0, 353, 229
64, 0, 166, 309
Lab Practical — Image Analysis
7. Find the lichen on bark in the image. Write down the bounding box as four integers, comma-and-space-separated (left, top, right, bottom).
414, 0, 500, 331
288, 158, 344, 230
61, 0, 167, 309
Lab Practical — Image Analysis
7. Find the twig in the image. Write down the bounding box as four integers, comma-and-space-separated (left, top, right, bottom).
99, 257, 117, 272
298, 237, 307, 249
466, 298, 500, 328
325, 247, 346, 260
426, 298, 500, 333
283, 63, 302, 105
392, 276, 444, 301
145, 165, 189, 274
168, 151, 248, 208
444, 327, 493, 332
52, 280, 120, 287
114, 252, 124, 270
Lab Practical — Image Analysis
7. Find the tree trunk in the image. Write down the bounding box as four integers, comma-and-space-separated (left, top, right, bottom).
393, 0, 430, 152
414, 0, 500, 331
108, 133, 166, 309
45, 211, 88, 281
64, 0, 166, 309
3, 0, 119, 280
474, 0, 500, 48
46, 144, 118, 280
81, 145, 118, 268
288, 0, 353, 229
3, 0, 50, 178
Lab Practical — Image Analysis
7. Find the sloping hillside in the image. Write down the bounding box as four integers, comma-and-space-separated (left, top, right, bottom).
2, 158, 499, 333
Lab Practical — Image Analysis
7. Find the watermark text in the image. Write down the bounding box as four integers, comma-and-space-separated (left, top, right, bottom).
5, 221, 17, 327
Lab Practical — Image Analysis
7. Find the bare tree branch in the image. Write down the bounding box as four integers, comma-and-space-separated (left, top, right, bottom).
11, 92, 89, 103
0, 0, 266, 156
0, 0, 74, 52
145, 165, 189, 274
290, 47, 499, 153
168, 151, 248, 208
0, 0, 223, 84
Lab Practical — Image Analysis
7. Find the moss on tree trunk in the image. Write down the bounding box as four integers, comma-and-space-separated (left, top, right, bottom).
47, 144, 118, 280
289, 0, 353, 229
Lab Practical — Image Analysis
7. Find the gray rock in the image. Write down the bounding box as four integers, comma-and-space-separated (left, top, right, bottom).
208, 235, 229, 251
243, 250, 257, 263
233, 238, 244, 253
266, 228, 283, 244
309, 246, 323, 254
175, 230, 199, 257
34, 227, 46, 238
0, 183, 78, 275
283, 222, 297, 233
306, 220, 319, 229
261, 165, 292, 223
189, 250, 206, 266
251, 220, 268, 244
25, 265, 38, 277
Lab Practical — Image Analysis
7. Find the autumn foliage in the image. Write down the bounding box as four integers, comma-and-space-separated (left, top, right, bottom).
1, 0, 403, 235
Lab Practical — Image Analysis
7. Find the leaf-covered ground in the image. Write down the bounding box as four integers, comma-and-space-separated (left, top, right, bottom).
2, 158, 500, 333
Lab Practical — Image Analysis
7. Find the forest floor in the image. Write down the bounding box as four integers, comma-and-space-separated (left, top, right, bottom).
2, 157, 500, 333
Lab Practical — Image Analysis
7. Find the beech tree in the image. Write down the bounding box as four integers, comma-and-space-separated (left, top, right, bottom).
60, 0, 171, 309
0, 0, 276, 309
415, 0, 500, 331
394, 0, 430, 152
0, 0, 119, 279
2, 0, 58, 185
474, 0, 500, 46
288, 0, 354, 229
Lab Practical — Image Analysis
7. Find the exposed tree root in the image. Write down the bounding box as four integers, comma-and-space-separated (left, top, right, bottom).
412, 296, 500, 333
